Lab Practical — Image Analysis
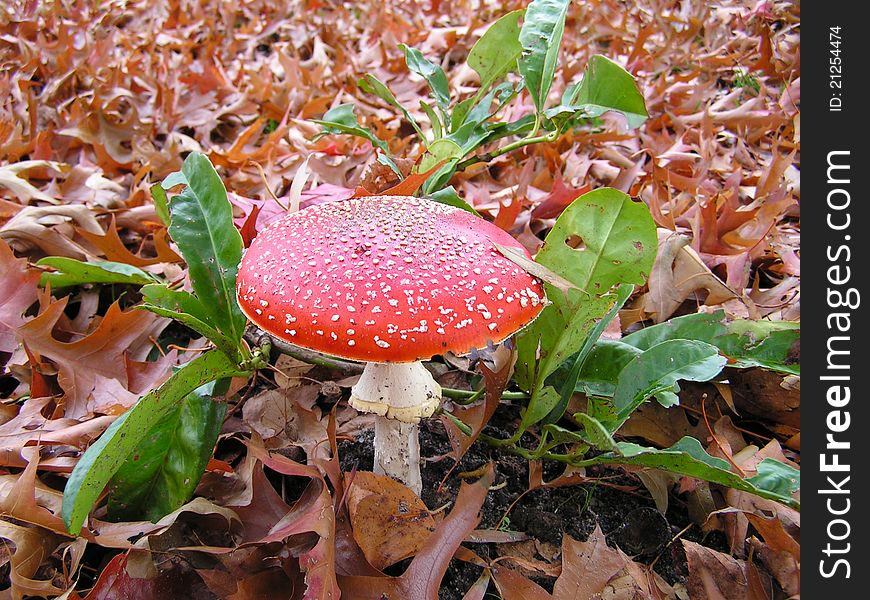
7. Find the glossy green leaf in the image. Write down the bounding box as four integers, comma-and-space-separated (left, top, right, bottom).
577, 435, 800, 509
546, 55, 648, 129
622, 310, 800, 375
168, 153, 247, 349
612, 339, 727, 423
37, 257, 159, 289
420, 101, 443, 139
518, 0, 570, 114
515, 188, 657, 408
452, 81, 517, 133
468, 9, 525, 93
313, 104, 402, 176
139, 284, 239, 360
419, 139, 463, 173
359, 74, 424, 138
569, 339, 641, 397
542, 284, 634, 424
149, 183, 171, 226
427, 186, 480, 216
314, 104, 390, 153
519, 385, 561, 431
399, 44, 451, 114
106, 381, 227, 521
62, 349, 248, 536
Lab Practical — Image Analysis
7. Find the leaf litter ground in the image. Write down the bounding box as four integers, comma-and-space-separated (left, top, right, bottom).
1, 0, 799, 598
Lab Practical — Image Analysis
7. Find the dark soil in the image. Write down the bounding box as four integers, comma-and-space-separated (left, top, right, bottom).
336, 402, 731, 600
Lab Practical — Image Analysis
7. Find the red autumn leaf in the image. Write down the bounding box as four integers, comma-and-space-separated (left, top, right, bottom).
338, 464, 495, 599
16, 299, 167, 418
530, 177, 590, 220
0, 239, 40, 353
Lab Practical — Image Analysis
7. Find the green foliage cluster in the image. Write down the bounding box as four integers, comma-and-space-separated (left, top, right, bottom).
314, 0, 647, 196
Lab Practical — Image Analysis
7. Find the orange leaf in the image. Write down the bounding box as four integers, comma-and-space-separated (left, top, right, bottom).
352, 160, 447, 198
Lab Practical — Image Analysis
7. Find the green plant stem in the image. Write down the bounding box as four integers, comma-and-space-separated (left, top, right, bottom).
455, 129, 559, 172
441, 388, 529, 401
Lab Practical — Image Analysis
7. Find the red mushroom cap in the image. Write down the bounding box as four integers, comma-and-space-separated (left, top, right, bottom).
237, 195, 545, 363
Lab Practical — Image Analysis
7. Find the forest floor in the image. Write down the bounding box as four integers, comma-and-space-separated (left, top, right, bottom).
1, 1, 799, 598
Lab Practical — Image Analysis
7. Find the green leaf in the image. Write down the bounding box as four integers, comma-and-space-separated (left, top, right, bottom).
622, 310, 800, 375
573, 413, 618, 451
566, 339, 641, 397
542, 284, 634, 424
519, 385, 561, 431
168, 153, 247, 350
399, 44, 451, 115
419, 139, 464, 173
427, 186, 480, 216
139, 284, 239, 359
518, 0, 570, 114
420, 101, 443, 139
612, 340, 727, 423
161, 170, 187, 190
579, 436, 800, 509
62, 349, 248, 535
150, 184, 171, 227
314, 104, 390, 154
548, 55, 648, 129
37, 257, 159, 289
515, 188, 657, 404
468, 9, 525, 93
359, 74, 424, 138
106, 380, 227, 522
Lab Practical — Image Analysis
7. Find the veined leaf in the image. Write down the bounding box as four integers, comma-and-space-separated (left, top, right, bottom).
62, 349, 249, 536
518, 0, 571, 114
612, 339, 727, 424
168, 153, 247, 350
547, 55, 648, 129
575, 432, 800, 509
107, 380, 227, 522
515, 188, 657, 406
399, 44, 451, 115
359, 74, 424, 138
468, 9, 525, 93
622, 310, 800, 375
37, 257, 159, 289
140, 284, 238, 358
542, 283, 634, 424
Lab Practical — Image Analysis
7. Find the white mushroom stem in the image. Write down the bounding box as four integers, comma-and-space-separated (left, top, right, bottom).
349, 362, 441, 496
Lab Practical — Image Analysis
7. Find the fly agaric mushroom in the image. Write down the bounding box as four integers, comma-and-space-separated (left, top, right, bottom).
237, 195, 545, 495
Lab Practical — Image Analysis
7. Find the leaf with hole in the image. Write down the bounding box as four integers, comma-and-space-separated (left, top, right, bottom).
514, 188, 657, 423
